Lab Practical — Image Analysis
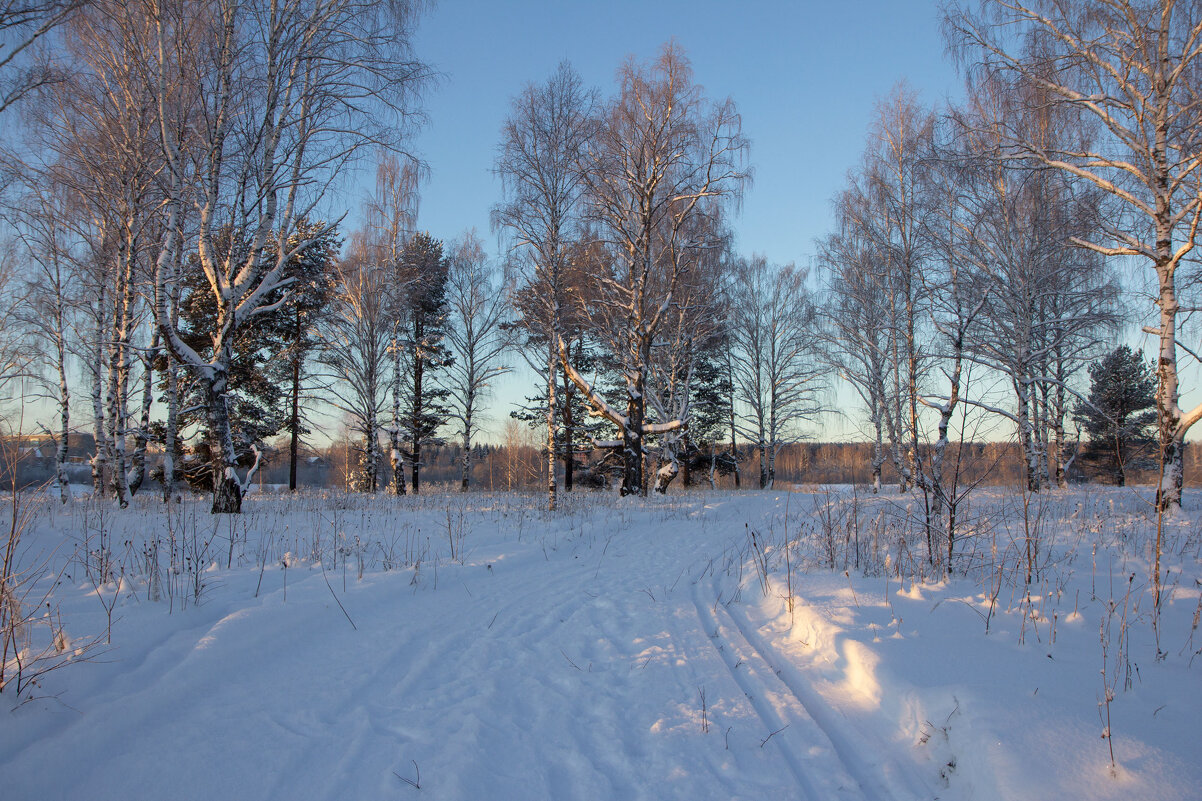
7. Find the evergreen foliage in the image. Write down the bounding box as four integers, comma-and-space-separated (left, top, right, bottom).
279, 222, 340, 490
175, 224, 338, 489
1072, 345, 1157, 486
681, 330, 738, 484
510, 332, 613, 489
396, 232, 453, 492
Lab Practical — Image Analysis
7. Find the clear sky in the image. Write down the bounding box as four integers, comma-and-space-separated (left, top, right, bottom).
402, 0, 963, 267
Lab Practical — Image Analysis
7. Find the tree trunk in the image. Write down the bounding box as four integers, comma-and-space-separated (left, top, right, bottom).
621, 372, 645, 497
159, 266, 183, 505
907, 334, 922, 495
1052, 373, 1069, 489
288, 334, 301, 491
206, 367, 243, 514
410, 426, 422, 494
127, 337, 157, 497
55, 329, 70, 505
390, 445, 405, 495
1115, 435, 1127, 487
1035, 383, 1052, 489
364, 405, 379, 493
883, 396, 908, 493
410, 327, 424, 495
546, 342, 557, 509
871, 411, 883, 494
562, 402, 574, 492
768, 400, 778, 490
653, 455, 678, 493
930, 337, 964, 573
1156, 246, 1184, 510
410, 439, 422, 494
461, 404, 472, 492
162, 353, 181, 503
681, 433, 693, 487
90, 295, 107, 497
105, 232, 139, 509
1016, 375, 1041, 493
390, 340, 405, 495
104, 357, 129, 509
727, 353, 740, 489
561, 345, 577, 492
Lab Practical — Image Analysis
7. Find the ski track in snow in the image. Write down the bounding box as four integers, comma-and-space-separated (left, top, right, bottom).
695, 570, 932, 801
692, 576, 843, 800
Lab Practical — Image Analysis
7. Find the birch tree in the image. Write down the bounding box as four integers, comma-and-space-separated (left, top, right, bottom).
9, 183, 76, 502
24, 0, 166, 507
730, 257, 824, 489
319, 252, 391, 492
946, 0, 1202, 509
917, 134, 995, 569
563, 43, 749, 496
444, 230, 511, 491
0, 0, 82, 114
854, 87, 937, 494
365, 154, 421, 495
492, 62, 597, 510
820, 212, 893, 494
944, 77, 1119, 492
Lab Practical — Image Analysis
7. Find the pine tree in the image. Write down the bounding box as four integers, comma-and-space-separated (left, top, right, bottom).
395, 232, 452, 493
278, 222, 339, 491
172, 224, 337, 491
176, 229, 286, 488
1073, 345, 1157, 486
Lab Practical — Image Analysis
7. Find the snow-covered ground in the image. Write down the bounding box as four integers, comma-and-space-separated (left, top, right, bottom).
0, 485, 1198, 800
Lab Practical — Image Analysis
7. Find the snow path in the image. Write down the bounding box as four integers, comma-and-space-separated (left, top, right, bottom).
4, 488, 1199, 799
0, 493, 944, 800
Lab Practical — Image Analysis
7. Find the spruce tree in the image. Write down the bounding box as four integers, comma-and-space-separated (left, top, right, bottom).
682, 330, 737, 486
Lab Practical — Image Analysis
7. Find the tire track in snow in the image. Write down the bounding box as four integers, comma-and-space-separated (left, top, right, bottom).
707, 573, 934, 801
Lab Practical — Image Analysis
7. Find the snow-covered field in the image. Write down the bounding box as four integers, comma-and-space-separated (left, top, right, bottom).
0, 485, 1198, 800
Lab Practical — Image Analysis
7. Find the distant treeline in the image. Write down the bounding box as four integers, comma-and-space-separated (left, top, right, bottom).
3, 435, 1193, 494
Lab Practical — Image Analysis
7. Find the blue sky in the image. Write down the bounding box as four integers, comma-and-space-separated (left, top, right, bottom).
399, 1, 962, 268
